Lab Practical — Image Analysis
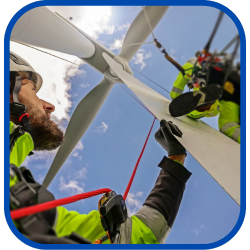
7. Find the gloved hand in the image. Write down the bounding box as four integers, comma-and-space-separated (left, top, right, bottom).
155, 120, 186, 156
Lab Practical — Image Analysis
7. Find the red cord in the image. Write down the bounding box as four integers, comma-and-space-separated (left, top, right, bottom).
10, 188, 111, 220
123, 117, 156, 200
19, 113, 29, 122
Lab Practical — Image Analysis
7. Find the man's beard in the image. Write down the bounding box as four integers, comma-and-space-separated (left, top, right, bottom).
18, 96, 64, 151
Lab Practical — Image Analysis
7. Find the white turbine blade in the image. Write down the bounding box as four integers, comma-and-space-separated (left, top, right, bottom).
55, 12, 116, 74
103, 52, 240, 205
42, 78, 114, 188
119, 6, 169, 62
11, 7, 95, 58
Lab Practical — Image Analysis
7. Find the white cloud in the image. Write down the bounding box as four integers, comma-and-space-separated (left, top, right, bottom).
109, 35, 125, 51
126, 192, 143, 216
76, 168, 87, 179
47, 6, 115, 40
75, 141, 84, 150
191, 224, 207, 236
80, 83, 90, 88
117, 22, 130, 31
72, 141, 84, 158
93, 122, 108, 133
133, 49, 152, 69
59, 176, 84, 195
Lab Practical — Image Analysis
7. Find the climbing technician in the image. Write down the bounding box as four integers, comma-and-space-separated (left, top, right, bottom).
152, 10, 240, 144
168, 52, 240, 144
9, 51, 192, 244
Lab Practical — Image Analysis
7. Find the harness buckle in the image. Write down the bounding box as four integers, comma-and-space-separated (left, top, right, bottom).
98, 191, 127, 244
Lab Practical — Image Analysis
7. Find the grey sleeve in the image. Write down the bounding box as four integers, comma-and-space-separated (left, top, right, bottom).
135, 156, 192, 243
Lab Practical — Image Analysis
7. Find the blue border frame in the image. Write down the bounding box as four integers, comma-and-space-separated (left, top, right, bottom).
5, 1, 246, 249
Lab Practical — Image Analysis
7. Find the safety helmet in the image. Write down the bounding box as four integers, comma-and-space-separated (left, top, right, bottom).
10, 51, 43, 92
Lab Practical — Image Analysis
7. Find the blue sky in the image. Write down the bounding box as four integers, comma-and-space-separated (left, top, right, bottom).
11, 6, 240, 245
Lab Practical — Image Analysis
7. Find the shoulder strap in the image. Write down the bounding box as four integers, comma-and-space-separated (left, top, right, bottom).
10, 126, 25, 153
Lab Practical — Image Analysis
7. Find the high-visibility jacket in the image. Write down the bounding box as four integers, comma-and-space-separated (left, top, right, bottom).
218, 101, 240, 143
9, 121, 191, 244
170, 59, 220, 119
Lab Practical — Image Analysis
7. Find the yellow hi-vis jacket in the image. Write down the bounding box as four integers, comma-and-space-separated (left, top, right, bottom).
218, 101, 240, 143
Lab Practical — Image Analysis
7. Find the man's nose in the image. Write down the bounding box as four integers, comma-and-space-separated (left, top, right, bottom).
41, 99, 55, 113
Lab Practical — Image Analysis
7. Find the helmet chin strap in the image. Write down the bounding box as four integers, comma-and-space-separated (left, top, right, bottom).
10, 76, 33, 138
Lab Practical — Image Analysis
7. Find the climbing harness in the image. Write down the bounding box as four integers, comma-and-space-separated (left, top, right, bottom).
9, 164, 92, 244
96, 191, 127, 244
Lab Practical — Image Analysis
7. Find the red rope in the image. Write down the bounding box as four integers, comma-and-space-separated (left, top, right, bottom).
123, 117, 156, 200
10, 188, 111, 220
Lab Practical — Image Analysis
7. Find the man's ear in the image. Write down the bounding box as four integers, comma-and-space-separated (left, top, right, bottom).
10, 94, 13, 103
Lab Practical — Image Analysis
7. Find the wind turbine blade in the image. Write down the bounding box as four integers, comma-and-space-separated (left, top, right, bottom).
55, 12, 116, 74
11, 7, 95, 58
119, 6, 169, 62
103, 52, 240, 205
42, 78, 114, 188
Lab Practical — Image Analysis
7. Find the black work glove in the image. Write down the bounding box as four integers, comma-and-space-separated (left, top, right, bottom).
155, 120, 186, 156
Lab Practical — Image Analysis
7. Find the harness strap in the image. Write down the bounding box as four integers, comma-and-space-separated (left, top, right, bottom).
10, 126, 25, 153
12, 76, 22, 103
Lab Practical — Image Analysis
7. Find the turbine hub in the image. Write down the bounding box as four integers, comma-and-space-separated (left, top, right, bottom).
104, 55, 133, 84
109, 62, 124, 78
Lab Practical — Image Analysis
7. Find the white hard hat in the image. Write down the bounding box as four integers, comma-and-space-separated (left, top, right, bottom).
10, 51, 43, 92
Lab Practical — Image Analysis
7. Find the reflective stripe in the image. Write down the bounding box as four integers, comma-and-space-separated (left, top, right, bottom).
134, 205, 170, 244
53, 208, 59, 230
193, 89, 205, 106
220, 122, 239, 133
120, 217, 132, 244
207, 113, 216, 117
10, 122, 20, 135
171, 86, 183, 95
207, 111, 218, 117
232, 127, 240, 142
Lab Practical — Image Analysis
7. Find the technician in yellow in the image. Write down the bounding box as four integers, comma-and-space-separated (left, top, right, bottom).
170, 57, 240, 143
9, 51, 191, 244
